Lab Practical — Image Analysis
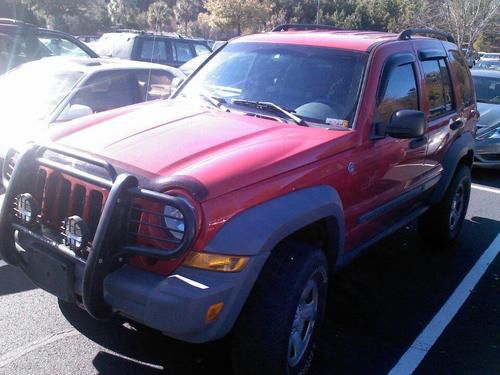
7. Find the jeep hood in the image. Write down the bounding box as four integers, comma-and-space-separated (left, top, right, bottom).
56, 101, 352, 200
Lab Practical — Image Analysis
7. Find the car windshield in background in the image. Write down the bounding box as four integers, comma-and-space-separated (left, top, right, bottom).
472, 76, 500, 104
178, 42, 368, 127
473, 60, 500, 71
0, 64, 83, 121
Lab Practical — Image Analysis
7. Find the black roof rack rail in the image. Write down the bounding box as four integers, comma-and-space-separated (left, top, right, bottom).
398, 28, 455, 43
0, 18, 37, 28
272, 23, 339, 32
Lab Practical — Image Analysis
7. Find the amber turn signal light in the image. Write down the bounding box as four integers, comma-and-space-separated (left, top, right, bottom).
182, 252, 249, 272
206, 302, 224, 322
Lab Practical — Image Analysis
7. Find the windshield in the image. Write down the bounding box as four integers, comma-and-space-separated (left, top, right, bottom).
178, 42, 367, 127
0, 63, 84, 122
473, 60, 500, 71
473, 75, 500, 104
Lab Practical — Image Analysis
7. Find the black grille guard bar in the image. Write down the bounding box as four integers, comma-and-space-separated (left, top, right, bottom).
0, 144, 197, 320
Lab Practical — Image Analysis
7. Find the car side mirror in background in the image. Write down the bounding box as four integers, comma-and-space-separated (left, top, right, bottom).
57, 104, 94, 122
386, 109, 426, 139
171, 77, 184, 90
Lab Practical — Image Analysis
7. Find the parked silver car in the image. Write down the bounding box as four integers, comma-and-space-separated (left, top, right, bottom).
472, 69, 500, 168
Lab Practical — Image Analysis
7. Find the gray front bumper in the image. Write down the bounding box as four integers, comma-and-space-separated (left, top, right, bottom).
474, 138, 500, 168
103, 255, 268, 343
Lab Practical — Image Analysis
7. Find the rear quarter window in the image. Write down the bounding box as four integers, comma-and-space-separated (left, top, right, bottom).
449, 51, 474, 107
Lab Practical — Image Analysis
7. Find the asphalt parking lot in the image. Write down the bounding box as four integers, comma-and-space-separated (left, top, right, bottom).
0, 168, 499, 375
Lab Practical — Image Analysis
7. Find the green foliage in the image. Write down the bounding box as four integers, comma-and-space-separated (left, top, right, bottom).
147, 1, 175, 32
206, 0, 272, 35
1, 0, 497, 51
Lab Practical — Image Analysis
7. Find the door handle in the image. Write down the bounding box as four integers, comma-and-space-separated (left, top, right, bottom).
410, 136, 427, 149
450, 119, 464, 131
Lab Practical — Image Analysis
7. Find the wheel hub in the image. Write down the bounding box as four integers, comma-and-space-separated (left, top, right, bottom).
288, 278, 319, 367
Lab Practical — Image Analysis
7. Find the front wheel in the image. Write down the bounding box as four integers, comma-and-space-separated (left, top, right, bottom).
419, 164, 471, 247
231, 242, 328, 375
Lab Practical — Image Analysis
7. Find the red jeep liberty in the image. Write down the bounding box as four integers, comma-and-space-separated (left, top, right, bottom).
0, 25, 476, 374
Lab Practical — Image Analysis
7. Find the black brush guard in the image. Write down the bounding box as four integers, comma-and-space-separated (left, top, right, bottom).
0, 144, 197, 319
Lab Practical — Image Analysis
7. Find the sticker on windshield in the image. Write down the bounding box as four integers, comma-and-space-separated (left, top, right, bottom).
326, 118, 349, 128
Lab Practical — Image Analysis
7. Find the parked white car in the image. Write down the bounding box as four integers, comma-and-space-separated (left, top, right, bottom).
0, 56, 185, 178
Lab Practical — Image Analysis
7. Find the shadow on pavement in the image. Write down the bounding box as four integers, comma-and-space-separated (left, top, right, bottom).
472, 168, 500, 189
312, 215, 500, 374
59, 299, 232, 374
59, 216, 500, 375
0, 263, 37, 296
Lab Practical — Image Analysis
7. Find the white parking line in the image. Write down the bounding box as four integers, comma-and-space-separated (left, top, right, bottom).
0, 260, 7, 268
388, 233, 500, 375
472, 183, 500, 195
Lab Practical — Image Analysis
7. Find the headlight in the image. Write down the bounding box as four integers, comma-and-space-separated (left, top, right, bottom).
477, 124, 500, 140
488, 128, 500, 139
163, 205, 185, 240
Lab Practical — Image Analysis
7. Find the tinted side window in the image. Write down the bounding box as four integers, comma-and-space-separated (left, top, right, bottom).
422, 58, 455, 119
438, 59, 454, 111
173, 41, 194, 63
449, 51, 474, 107
194, 43, 211, 56
140, 40, 168, 62
375, 63, 418, 125
39, 36, 89, 57
70, 71, 139, 113
135, 69, 174, 100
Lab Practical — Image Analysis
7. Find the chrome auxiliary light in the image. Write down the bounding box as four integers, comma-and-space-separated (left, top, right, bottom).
63, 216, 89, 252
14, 193, 39, 225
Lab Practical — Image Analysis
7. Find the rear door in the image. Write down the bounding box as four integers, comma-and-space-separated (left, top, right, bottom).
411, 40, 463, 180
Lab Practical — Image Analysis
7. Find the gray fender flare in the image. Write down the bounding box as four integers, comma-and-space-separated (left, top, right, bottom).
205, 185, 345, 263
430, 131, 475, 204
198, 185, 345, 341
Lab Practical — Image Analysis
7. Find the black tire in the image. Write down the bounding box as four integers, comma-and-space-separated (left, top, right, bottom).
231, 241, 328, 375
419, 164, 471, 247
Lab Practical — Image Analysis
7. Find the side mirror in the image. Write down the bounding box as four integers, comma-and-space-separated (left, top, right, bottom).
387, 109, 426, 139
58, 104, 94, 122
171, 77, 184, 90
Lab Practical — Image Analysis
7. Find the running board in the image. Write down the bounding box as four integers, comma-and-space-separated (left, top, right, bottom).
336, 205, 430, 270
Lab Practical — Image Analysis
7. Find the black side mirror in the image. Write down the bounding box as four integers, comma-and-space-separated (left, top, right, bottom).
387, 109, 426, 139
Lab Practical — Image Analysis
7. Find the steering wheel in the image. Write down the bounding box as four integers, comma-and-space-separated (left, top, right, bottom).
294, 101, 339, 122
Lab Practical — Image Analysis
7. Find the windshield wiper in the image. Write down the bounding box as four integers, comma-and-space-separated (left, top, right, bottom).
199, 93, 229, 110
231, 99, 307, 126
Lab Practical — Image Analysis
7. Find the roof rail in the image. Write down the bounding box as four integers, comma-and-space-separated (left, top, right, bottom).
398, 28, 455, 43
0, 18, 36, 27
272, 23, 339, 32
110, 28, 146, 34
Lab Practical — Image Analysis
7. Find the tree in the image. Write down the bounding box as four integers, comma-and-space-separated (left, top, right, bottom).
107, 0, 140, 28
422, 0, 500, 49
147, 1, 175, 32
206, 0, 272, 36
174, 0, 203, 33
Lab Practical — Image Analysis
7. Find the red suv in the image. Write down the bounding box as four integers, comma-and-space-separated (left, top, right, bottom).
0, 25, 476, 374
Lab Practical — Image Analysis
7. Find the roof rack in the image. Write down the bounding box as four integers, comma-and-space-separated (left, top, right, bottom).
272, 24, 339, 32
0, 18, 36, 27
398, 28, 455, 43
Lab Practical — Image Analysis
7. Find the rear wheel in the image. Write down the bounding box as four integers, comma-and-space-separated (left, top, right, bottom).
231, 241, 328, 375
419, 164, 471, 247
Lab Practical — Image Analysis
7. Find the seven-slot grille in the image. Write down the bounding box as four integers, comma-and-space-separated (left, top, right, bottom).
35, 167, 107, 241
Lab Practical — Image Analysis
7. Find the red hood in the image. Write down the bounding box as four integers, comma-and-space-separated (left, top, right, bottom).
56, 101, 353, 200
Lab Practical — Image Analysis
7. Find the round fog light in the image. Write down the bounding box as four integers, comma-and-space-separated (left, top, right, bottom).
63, 216, 89, 252
14, 193, 39, 225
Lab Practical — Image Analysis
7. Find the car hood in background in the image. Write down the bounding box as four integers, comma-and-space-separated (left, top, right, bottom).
477, 102, 500, 128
